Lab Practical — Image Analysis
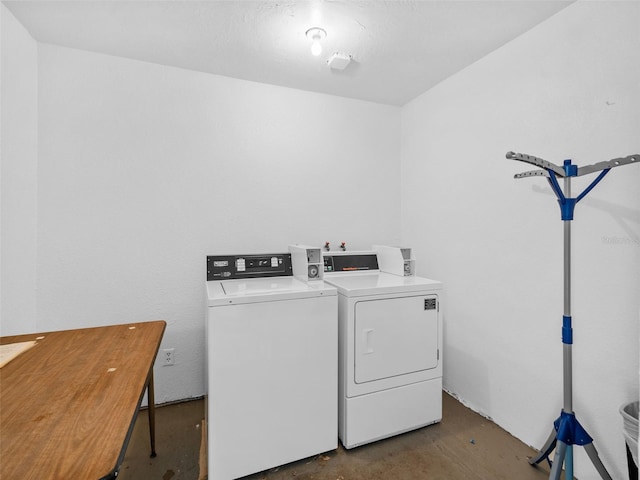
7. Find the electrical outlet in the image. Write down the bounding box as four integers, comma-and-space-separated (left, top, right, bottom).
162, 348, 175, 366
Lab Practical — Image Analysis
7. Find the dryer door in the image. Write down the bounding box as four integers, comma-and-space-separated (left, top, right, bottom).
354, 294, 438, 384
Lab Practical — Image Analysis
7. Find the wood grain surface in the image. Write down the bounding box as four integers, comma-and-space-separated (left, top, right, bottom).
0, 321, 165, 480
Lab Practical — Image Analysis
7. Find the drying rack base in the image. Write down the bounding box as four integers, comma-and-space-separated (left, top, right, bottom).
530, 410, 612, 480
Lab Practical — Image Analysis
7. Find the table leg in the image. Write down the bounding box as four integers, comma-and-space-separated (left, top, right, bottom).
147, 370, 157, 458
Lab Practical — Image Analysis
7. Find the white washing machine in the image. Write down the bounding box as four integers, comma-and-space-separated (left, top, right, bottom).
322, 250, 443, 449
205, 253, 337, 480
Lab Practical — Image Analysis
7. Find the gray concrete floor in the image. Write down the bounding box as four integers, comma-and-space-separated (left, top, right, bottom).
119, 392, 561, 480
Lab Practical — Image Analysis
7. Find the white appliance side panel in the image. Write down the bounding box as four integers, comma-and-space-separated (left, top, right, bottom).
341, 378, 442, 449
207, 296, 337, 480
354, 295, 438, 384
337, 294, 350, 438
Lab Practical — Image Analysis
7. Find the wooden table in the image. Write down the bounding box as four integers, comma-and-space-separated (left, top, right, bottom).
0, 320, 166, 480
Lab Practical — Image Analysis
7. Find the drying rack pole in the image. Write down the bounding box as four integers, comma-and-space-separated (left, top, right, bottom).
507, 151, 639, 480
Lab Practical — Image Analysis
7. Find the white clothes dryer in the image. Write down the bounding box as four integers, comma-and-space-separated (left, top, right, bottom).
322, 251, 443, 449
206, 253, 337, 480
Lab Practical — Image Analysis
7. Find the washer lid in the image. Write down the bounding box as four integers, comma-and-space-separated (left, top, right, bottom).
207, 277, 336, 306
222, 277, 310, 296
324, 272, 442, 297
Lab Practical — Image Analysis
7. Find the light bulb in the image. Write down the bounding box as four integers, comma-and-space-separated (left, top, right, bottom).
306, 27, 326, 57
311, 38, 322, 56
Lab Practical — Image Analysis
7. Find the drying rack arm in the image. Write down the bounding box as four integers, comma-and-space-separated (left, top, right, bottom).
514, 169, 549, 179
577, 154, 639, 176
507, 151, 566, 177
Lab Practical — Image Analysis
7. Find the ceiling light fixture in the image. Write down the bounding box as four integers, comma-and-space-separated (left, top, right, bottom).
305, 27, 326, 57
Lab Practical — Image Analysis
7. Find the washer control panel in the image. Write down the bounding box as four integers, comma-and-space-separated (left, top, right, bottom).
207, 254, 293, 280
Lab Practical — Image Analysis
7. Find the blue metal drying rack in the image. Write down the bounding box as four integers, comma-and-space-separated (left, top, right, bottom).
507, 151, 639, 480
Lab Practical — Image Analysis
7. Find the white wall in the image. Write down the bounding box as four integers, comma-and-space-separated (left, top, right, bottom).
401, 2, 639, 479
32, 44, 401, 403
0, 4, 38, 336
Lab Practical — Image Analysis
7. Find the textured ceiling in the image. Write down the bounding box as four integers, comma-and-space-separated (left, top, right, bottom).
3, 0, 574, 106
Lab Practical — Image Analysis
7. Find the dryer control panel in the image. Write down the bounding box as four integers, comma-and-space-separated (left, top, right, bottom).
207, 254, 293, 280
323, 254, 379, 273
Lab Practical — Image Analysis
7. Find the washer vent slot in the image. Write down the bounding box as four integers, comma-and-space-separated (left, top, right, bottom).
424, 298, 437, 310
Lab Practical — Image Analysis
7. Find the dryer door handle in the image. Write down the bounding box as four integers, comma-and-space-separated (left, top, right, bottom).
363, 328, 374, 354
